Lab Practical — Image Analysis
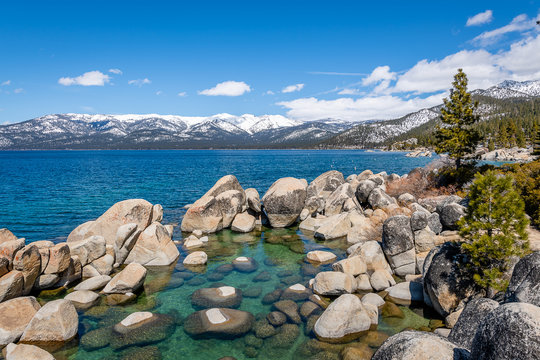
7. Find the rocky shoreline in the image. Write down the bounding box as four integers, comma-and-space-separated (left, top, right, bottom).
0, 167, 538, 359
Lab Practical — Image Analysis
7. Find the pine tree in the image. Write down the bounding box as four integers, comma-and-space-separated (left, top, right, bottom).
534, 126, 540, 156
488, 137, 495, 152
435, 69, 481, 169
459, 170, 529, 297
498, 125, 508, 148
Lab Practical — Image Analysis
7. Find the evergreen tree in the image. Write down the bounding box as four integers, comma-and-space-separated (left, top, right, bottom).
534, 125, 540, 156
459, 170, 529, 297
488, 137, 495, 152
498, 125, 508, 148
435, 69, 481, 168
516, 126, 526, 148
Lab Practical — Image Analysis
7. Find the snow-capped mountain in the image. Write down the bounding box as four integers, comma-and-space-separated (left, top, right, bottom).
322, 79, 540, 148
0, 113, 350, 149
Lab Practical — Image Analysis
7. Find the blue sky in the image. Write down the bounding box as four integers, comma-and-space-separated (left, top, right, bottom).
1, 0, 540, 124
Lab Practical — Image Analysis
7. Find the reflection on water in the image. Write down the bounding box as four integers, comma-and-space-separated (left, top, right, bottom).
42, 227, 443, 360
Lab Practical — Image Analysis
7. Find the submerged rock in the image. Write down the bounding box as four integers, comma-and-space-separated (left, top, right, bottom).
184, 308, 254, 338
110, 313, 175, 350
191, 286, 243, 309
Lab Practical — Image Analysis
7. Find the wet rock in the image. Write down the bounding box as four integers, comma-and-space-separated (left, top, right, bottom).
184, 308, 254, 338
110, 313, 174, 350
102, 263, 147, 294
280, 283, 311, 301
254, 319, 277, 338
470, 302, 540, 360
307, 250, 337, 264
262, 177, 307, 228
273, 300, 301, 324
232, 257, 258, 273
3, 343, 55, 360
125, 222, 179, 266
261, 289, 282, 305
266, 323, 300, 348
381, 301, 404, 318
332, 256, 367, 276
252, 271, 272, 282
80, 326, 111, 351
75, 275, 111, 291
20, 299, 78, 347
314, 294, 371, 343
231, 212, 256, 233
191, 286, 243, 309
300, 301, 322, 320
372, 330, 470, 360
215, 264, 234, 274
448, 298, 499, 350
504, 251, 540, 306
0, 296, 40, 347
183, 251, 207, 266
267, 311, 287, 326
313, 271, 355, 296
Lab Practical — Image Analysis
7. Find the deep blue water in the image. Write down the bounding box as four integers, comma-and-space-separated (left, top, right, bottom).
0, 150, 436, 242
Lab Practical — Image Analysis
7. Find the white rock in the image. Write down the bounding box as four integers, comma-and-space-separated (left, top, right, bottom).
120, 311, 153, 327
206, 308, 227, 324
183, 251, 208, 266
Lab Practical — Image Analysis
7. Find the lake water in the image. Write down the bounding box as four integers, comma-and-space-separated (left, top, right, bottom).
0, 150, 441, 360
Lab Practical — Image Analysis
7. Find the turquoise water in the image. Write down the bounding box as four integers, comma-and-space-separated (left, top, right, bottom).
0, 150, 441, 360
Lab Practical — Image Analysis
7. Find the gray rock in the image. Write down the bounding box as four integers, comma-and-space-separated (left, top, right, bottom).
262, 177, 307, 228
410, 211, 429, 231
386, 281, 424, 305
440, 203, 466, 230
423, 242, 479, 317
355, 179, 378, 204
245, 188, 261, 213
67, 235, 106, 267
367, 188, 395, 209
398, 193, 416, 207
470, 302, 540, 360
191, 286, 243, 309
307, 171, 345, 199
184, 308, 254, 338
324, 183, 354, 216
414, 227, 436, 253
382, 216, 414, 256
372, 330, 470, 360
505, 251, 540, 306
448, 298, 500, 350
428, 212, 443, 234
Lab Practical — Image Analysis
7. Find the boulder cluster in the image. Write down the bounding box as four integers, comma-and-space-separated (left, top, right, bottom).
0, 199, 179, 358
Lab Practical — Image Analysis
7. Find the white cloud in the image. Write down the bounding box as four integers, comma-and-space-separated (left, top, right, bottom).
265, 90, 275, 95
278, 93, 445, 122
156, 90, 163, 95
109, 68, 123, 74
309, 71, 366, 76
13, 88, 23, 94
466, 10, 493, 26
282, 83, 305, 93
362, 66, 396, 85
199, 81, 251, 96
1, 80, 10, 86
472, 14, 538, 45
128, 78, 151, 87
338, 88, 363, 95
177, 91, 187, 97
58, 71, 111, 86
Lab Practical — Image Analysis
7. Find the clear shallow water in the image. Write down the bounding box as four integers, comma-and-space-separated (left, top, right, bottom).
0, 150, 441, 360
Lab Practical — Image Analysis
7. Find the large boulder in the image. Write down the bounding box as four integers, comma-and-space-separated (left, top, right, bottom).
124, 222, 179, 266
349, 241, 392, 273
0, 271, 24, 302
245, 188, 261, 213
504, 251, 540, 306
0, 238, 25, 269
114, 223, 140, 265
386, 281, 424, 305
184, 308, 254, 338
19, 299, 78, 346
307, 171, 345, 199
3, 343, 55, 360
440, 203, 466, 230
332, 256, 367, 276
355, 180, 377, 204
110, 313, 175, 350
324, 183, 354, 216
0, 229, 18, 244
423, 242, 479, 317
181, 175, 245, 233
231, 212, 256, 233
67, 199, 153, 247
262, 177, 307, 228
102, 263, 147, 294
67, 235, 106, 266
448, 298, 499, 350
382, 216, 415, 276
368, 188, 395, 209
314, 294, 372, 343
470, 302, 540, 360
314, 213, 352, 240
313, 272, 355, 296
0, 297, 41, 347
43, 243, 71, 274
372, 330, 470, 360
12, 245, 41, 295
